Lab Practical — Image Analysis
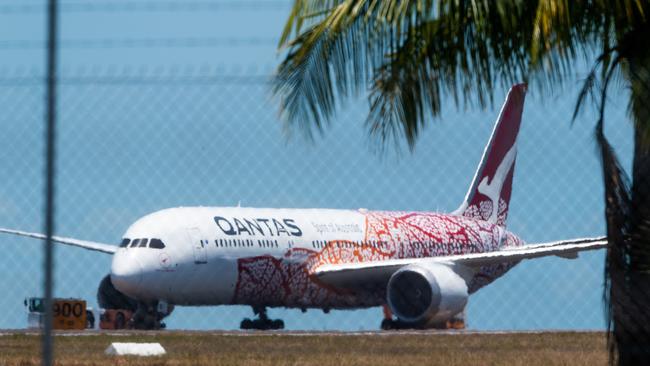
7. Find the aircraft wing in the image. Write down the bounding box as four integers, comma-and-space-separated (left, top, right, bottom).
314, 237, 607, 289
0, 228, 117, 254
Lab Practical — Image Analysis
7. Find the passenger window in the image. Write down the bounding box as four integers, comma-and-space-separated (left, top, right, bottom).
120, 238, 130, 248
130, 239, 140, 247
150, 239, 165, 249
139, 238, 148, 247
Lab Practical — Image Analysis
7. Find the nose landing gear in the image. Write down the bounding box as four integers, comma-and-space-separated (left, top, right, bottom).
240, 306, 284, 330
131, 300, 174, 330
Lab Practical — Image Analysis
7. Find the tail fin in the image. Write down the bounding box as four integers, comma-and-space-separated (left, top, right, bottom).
454, 84, 527, 226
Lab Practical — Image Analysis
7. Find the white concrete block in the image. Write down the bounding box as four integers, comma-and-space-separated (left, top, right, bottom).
105, 342, 166, 356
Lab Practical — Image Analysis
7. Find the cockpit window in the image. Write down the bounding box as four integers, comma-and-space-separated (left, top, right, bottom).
123, 238, 165, 249
150, 239, 165, 249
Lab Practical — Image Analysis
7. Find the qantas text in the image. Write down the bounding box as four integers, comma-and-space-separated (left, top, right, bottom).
213, 216, 303, 237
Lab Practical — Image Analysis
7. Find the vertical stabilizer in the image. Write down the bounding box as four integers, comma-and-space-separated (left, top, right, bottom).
453, 84, 527, 226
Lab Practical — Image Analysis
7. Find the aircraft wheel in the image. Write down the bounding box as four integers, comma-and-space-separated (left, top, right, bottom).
115, 312, 126, 329
271, 319, 284, 330
380, 319, 394, 331
240, 318, 253, 330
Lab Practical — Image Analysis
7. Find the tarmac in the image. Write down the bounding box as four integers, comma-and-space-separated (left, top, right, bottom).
0, 328, 605, 337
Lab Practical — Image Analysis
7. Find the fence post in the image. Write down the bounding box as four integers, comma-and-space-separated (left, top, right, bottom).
43, 0, 58, 365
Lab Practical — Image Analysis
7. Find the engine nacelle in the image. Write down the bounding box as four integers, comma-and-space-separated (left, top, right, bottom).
97, 274, 138, 311
97, 274, 174, 329
386, 264, 468, 326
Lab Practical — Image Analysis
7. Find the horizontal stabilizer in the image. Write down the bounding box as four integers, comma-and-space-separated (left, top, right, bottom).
0, 228, 117, 254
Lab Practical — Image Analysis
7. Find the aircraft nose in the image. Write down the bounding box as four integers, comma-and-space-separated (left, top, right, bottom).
110, 251, 143, 297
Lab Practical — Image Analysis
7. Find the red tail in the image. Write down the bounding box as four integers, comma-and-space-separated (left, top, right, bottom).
454, 84, 527, 226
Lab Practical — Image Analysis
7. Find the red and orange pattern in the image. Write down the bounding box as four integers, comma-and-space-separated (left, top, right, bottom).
233, 211, 524, 308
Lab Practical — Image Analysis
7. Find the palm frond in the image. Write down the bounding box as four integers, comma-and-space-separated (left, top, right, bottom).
573, 70, 598, 122
274, 9, 374, 138
275, 0, 536, 149
276, 0, 650, 148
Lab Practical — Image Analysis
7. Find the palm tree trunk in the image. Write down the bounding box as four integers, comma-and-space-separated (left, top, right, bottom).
605, 45, 650, 365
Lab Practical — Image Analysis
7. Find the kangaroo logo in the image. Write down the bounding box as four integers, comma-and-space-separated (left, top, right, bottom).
477, 144, 517, 223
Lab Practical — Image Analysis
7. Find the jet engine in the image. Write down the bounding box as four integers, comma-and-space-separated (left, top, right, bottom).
386, 264, 468, 326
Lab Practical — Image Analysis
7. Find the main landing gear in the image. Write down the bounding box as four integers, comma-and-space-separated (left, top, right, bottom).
381, 318, 418, 330
240, 306, 284, 330
381, 317, 465, 330
379, 305, 466, 330
380, 305, 405, 330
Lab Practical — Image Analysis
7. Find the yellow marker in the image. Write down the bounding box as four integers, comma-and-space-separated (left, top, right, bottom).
52, 299, 86, 330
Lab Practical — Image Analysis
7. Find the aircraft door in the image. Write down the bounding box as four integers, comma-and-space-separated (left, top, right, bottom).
186, 227, 208, 264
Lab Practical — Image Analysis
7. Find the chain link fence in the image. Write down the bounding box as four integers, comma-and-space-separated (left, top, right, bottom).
0, 1, 637, 333
0, 67, 633, 331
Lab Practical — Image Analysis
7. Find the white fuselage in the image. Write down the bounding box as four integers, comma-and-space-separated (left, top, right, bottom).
110, 206, 524, 310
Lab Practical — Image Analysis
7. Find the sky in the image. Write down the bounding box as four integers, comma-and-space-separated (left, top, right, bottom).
0, 1, 635, 331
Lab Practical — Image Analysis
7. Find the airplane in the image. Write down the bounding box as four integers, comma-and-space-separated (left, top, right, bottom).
0, 83, 607, 330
